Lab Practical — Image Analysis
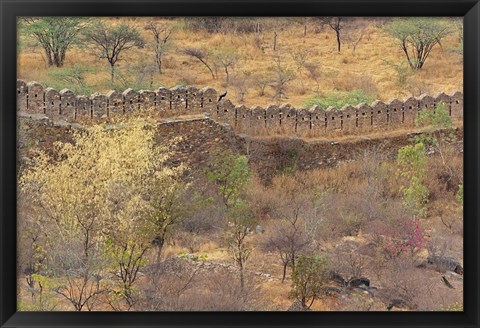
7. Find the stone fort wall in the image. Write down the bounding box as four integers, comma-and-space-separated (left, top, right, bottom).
17, 79, 463, 135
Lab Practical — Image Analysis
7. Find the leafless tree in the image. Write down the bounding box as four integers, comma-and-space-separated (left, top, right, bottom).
317, 17, 344, 52
144, 21, 173, 74
343, 19, 368, 54
212, 48, 241, 83
231, 74, 249, 102
85, 22, 145, 83
263, 220, 310, 282
304, 62, 322, 93
262, 175, 311, 282
269, 55, 295, 104
137, 258, 201, 310
253, 74, 271, 97
182, 47, 216, 79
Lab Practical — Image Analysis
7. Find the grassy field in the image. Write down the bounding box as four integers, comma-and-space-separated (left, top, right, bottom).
17, 17, 463, 108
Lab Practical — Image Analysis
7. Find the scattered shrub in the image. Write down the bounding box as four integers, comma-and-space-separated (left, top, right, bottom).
304, 89, 374, 109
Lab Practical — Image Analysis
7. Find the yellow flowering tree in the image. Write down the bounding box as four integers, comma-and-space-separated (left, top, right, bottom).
19, 118, 187, 310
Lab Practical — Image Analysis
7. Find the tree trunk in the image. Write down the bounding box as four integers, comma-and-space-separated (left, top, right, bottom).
225, 67, 229, 83
199, 58, 216, 79
282, 263, 287, 282
239, 261, 245, 290
53, 51, 61, 67
110, 64, 115, 84
273, 31, 278, 51
156, 51, 163, 74
46, 50, 53, 67
336, 29, 341, 52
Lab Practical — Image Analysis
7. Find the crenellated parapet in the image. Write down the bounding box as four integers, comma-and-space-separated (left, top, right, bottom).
16, 80, 218, 122
16, 79, 463, 135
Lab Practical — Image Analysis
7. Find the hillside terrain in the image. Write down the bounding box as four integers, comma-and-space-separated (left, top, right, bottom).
16, 17, 464, 312
17, 17, 463, 108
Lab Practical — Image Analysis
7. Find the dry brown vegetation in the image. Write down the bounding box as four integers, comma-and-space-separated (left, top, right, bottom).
17, 131, 464, 311
17, 17, 463, 312
17, 17, 463, 108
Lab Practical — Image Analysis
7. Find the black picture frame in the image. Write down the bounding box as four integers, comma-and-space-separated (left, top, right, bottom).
1, 0, 479, 327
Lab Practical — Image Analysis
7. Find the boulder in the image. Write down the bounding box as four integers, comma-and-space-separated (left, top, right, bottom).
348, 277, 370, 288
427, 255, 463, 275
328, 270, 347, 286
255, 225, 265, 234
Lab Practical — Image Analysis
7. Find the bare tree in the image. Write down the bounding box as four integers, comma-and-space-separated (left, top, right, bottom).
304, 62, 322, 93
225, 203, 256, 290
144, 21, 173, 74
212, 48, 241, 83
262, 175, 311, 282
265, 18, 290, 51
230, 74, 249, 102
182, 47, 216, 79
253, 73, 271, 97
343, 19, 368, 54
138, 258, 201, 311
269, 55, 295, 104
291, 47, 312, 92
317, 17, 344, 52
263, 219, 310, 282
330, 244, 366, 283
85, 22, 145, 83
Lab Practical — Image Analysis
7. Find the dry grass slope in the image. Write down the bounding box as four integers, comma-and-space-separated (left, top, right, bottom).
17, 17, 463, 108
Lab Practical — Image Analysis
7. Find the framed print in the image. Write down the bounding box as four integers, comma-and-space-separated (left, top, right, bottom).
1, 0, 479, 327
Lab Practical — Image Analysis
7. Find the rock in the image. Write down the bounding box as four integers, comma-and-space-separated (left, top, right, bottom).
348, 277, 370, 288
255, 225, 265, 234
328, 270, 347, 286
446, 271, 464, 280
427, 255, 463, 275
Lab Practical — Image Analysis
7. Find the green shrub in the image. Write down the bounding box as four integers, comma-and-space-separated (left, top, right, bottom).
44, 64, 95, 95
397, 143, 429, 217
304, 89, 373, 109
290, 254, 329, 309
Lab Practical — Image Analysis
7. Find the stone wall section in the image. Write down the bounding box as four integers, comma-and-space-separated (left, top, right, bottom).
16, 79, 463, 134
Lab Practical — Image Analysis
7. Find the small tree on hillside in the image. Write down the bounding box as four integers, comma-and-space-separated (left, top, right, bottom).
182, 47, 216, 80
269, 55, 295, 104
397, 143, 429, 217
20, 17, 89, 67
212, 48, 241, 84
383, 18, 450, 70
85, 22, 145, 84
262, 175, 311, 282
144, 21, 173, 74
206, 150, 251, 212
207, 149, 254, 290
415, 102, 461, 204
290, 254, 329, 309
316, 17, 344, 52
225, 200, 257, 290
304, 62, 322, 93
343, 19, 368, 54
